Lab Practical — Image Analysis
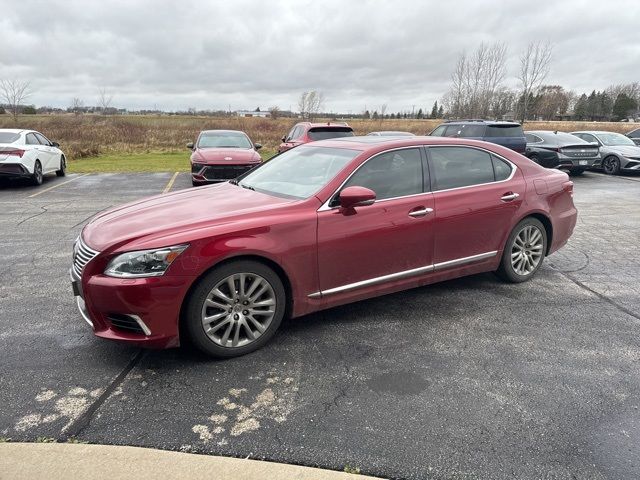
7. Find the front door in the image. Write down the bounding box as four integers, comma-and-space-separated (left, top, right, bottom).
317, 147, 434, 295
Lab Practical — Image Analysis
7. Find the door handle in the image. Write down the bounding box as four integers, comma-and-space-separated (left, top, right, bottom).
408, 207, 434, 218
501, 192, 520, 202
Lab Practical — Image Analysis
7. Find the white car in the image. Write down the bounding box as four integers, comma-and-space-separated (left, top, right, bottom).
0, 129, 66, 185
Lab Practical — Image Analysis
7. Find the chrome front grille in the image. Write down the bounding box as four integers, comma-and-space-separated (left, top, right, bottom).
73, 237, 100, 277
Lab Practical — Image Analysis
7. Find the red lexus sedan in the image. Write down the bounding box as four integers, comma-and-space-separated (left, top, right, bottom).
71, 136, 577, 357
188, 130, 262, 186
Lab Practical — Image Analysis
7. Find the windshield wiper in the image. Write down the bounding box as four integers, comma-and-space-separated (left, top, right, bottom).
240, 182, 255, 191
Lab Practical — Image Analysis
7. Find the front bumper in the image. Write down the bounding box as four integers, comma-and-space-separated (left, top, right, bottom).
71, 267, 192, 349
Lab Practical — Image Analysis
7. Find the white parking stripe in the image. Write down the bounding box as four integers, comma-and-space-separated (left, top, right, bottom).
28, 173, 91, 198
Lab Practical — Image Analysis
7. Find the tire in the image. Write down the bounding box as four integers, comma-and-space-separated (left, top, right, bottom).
192, 179, 202, 187
495, 217, 547, 283
56, 156, 66, 177
602, 156, 621, 175
183, 260, 286, 358
31, 160, 43, 186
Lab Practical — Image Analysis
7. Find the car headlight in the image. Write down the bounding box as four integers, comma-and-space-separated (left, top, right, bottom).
105, 244, 188, 278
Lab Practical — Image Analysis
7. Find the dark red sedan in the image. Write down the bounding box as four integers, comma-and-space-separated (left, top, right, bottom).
188, 130, 262, 186
277, 122, 354, 152
71, 137, 577, 357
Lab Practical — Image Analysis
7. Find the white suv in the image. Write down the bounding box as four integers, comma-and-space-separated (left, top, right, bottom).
0, 129, 66, 185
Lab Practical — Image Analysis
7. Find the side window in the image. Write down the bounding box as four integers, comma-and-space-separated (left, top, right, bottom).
443, 125, 461, 137
342, 148, 424, 201
290, 126, 304, 140
429, 146, 496, 190
458, 125, 485, 137
430, 125, 446, 136
582, 134, 598, 144
525, 133, 542, 143
492, 155, 513, 181
34, 133, 50, 145
629, 130, 640, 138
25, 133, 40, 145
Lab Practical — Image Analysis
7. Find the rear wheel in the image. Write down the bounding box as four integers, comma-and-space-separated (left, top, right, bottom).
496, 217, 547, 283
31, 160, 43, 186
602, 156, 620, 175
183, 260, 286, 358
56, 156, 66, 177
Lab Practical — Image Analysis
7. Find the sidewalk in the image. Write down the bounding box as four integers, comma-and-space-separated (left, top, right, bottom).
0, 443, 383, 480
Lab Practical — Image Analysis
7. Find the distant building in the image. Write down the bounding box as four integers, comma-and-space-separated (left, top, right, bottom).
236, 110, 270, 118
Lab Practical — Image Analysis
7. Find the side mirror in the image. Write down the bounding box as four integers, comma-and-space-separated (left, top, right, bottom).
186, 142, 194, 150
281, 135, 286, 143
254, 143, 263, 150
339, 186, 376, 210
51, 141, 60, 148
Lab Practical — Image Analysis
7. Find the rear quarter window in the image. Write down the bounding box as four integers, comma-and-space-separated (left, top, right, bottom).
486, 125, 524, 138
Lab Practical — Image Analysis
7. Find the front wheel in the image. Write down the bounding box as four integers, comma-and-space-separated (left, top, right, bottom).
495, 218, 547, 283
602, 156, 620, 175
31, 160, 43, 186
183, 260, 286, 358
56, 156, 66, 177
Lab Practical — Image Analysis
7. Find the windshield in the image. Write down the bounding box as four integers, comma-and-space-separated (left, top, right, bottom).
198, 131, 253, 149
0, 132, 20, 143
307, 127, 354, 141
596, 132, 635, 146
237, 146, 359, 199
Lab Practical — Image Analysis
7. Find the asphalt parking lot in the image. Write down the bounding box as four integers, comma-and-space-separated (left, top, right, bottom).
1, 170, 639, 479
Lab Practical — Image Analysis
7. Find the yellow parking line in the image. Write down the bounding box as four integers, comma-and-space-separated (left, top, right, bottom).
28, 173, 91, 198
163, 171, 180, 194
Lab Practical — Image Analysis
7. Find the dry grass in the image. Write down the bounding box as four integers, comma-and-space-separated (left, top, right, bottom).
0, 114, 635, 161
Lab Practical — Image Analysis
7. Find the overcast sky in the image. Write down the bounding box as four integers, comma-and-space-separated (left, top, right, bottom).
1, 0, 638, 113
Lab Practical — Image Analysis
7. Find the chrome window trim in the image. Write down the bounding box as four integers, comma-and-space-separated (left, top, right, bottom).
426, 145, 517, 194
317, 145, 428, 212
308, 250, 498, 298
318, 144, 517, 212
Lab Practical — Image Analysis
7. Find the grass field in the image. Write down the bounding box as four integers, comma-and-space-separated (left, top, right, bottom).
1, 114, 637, 173
67, 148, 277, 173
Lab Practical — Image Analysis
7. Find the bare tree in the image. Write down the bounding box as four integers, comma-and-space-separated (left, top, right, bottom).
444, 42, 507, 119
518, 40, 553, 123
379, 103, 388, 121
97, 87, 114, 114
0, 79, 31, 123
268, 105, 281, 120
71, 97, 84, 115
298, 91, 325, 120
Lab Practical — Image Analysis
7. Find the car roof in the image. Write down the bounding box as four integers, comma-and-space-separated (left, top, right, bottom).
0, 129, 26, 134
368, 131, 415, 135
297, 122, 351, 128
570, 131, 618, 135
442, 120, 520, 126
199, 129, 247, 134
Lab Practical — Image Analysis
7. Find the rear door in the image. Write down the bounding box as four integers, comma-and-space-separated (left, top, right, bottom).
427, 145, 525, 266
34, 133, 57, 171
316, 147, 435, 296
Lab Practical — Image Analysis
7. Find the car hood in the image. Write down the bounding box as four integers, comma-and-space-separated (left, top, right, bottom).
602, 145, 640, 157
82, 183, 296, 251
192, 148, 261, 164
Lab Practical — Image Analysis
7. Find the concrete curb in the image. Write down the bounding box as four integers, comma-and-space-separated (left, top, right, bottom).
0, 443, 383, 480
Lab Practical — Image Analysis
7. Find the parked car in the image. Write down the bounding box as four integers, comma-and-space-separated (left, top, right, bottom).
71, 136, 577, 358
188, 130, 262, 186
277, 122, 354, 152
524, 130, 600, 175
429, 120, 526, 154
0, 129, 66, 185
626, 128, 640, 146
570, 131, 640, 175
367, 131, 415, 137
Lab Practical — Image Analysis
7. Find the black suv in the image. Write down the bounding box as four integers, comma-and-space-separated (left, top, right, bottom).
429, 120, 526, 154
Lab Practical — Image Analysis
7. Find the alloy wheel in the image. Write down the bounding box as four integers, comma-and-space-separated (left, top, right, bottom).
603, 156, 618, 175
511, 225, 544, 276
34, 162, 43, 184
201, 272, 276, 348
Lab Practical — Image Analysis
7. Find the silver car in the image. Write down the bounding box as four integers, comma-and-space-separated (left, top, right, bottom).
570, 131, 640, 175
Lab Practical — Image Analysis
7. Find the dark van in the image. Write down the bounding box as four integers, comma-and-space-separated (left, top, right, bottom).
429, 120, 526, 154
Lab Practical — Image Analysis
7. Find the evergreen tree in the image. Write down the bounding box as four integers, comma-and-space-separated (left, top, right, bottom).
574, 94, 588, 120
431, 101, 438, 119
417, 108, 424, 119
437, 105, 444, 118
613, 93, 638, 121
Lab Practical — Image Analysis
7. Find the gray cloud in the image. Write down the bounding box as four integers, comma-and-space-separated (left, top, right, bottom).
1, 0, 638, 112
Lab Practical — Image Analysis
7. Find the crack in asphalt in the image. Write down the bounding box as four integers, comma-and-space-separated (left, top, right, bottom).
59, 349, 146, 440
552, 267, 640, 324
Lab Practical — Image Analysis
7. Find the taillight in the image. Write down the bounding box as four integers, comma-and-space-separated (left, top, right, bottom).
2, 149, 25, 158
562, 180, 574, 197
